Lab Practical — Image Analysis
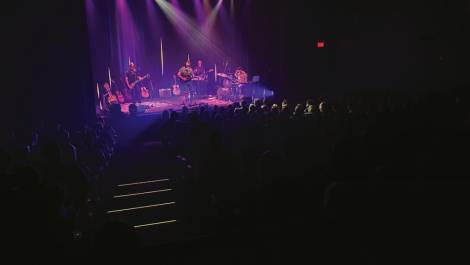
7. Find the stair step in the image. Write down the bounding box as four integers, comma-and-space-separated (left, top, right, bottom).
107, 201, 178, 225
109, 189, 176, 209
134, 219, 178, 228
117, 178, 171, 187
135, 220, 184, 247
115, 178, 173, 193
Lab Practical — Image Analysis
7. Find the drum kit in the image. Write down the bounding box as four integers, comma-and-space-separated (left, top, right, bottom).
216, 70, 248, 100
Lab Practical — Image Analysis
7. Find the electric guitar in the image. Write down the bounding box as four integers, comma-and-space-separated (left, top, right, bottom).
193, 69, 214, 81
127, 74, 150, 89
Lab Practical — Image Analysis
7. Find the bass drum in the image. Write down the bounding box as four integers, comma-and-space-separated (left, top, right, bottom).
217, 87, 230, 99
222, 78, 231, 88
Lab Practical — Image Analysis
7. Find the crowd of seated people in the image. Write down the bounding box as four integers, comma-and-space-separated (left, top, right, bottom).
3, 88, 470, 261
1, 119, 117, 258
130, 89, 470, 262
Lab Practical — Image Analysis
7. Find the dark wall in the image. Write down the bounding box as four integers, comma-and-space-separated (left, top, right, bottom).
2, 0, 94, 129
242, 0, 470, 100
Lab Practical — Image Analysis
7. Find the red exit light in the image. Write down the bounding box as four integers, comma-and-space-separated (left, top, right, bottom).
317, 41, 325, 48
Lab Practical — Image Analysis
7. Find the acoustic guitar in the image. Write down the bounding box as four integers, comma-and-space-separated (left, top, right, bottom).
115, 90, 125, 103
177, 67, 194, 83
172, 75, 181, 96
141, 86, 150, 98
107, 93, 118, 104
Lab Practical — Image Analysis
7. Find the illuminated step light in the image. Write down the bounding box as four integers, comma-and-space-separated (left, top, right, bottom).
117, 178, 169, 187
134, 219, 178, 228
113, 188, 173, 198
107, 202, 176, 213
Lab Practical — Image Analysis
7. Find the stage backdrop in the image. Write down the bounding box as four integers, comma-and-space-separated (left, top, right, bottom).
85, 0, 251, 98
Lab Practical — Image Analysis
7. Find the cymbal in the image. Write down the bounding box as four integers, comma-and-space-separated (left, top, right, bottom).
217, 73, 230, 78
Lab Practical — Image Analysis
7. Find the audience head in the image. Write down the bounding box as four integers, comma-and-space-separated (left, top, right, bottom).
109, 104, 123, 118
271, 104, 280, 114
254, 98, 262, 108
281, 99, 288, 110
188, 110, 199, 122
293, 104, 304, 116
306, 99, 313, 108
306, 104, 315, 114
161, 110, 170, 121
241, 99, 250, 109
319, 101, 327, 113
129, 104, 138, 116
260, 104, 269, 114
170, 111, 178, 121
248, 103, 256, 113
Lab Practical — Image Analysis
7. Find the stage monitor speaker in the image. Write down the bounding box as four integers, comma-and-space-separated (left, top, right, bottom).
159, 88, 172, 98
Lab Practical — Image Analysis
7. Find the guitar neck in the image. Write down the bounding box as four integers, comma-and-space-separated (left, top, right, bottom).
129, 74, 149, 87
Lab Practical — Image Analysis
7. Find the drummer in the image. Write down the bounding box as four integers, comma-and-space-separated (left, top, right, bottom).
234, 67, 248, 96
234, 67, 248, 84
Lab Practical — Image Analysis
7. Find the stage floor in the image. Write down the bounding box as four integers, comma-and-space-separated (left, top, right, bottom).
118, 96, 234, 115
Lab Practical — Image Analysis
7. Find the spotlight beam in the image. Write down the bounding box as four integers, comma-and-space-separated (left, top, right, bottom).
154, 0, 227, 60
203, 0, 212, 15
202, 0, 224, 35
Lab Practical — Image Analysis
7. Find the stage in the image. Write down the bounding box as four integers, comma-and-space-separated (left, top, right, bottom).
104, 96, 235, 116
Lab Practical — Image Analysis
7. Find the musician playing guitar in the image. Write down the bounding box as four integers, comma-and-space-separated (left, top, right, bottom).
177, 60, 193, 83
103, 82, 118, 111
193, 59, 214, 97
177, 60, 194, 104
125, 62, 147, 103
193, 60, 207, 80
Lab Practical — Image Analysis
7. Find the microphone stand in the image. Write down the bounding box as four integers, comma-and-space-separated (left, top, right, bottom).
149, 75, 155, 99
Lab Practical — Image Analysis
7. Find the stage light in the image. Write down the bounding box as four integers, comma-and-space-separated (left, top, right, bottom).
317, 41, 325, 48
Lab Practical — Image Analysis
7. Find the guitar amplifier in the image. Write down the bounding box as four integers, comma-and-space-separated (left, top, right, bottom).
159, 88, 172, 98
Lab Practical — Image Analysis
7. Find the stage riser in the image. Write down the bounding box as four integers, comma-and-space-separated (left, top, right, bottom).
113, 97, 233, 116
